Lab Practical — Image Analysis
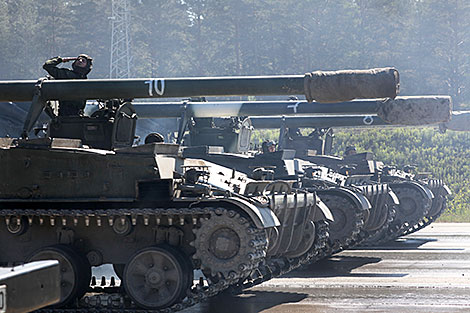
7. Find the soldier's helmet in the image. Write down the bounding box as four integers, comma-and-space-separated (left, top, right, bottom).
262, 140, 276, 153
344, 145, 357, 156
145, 132, 165, 144
72, 54, 93, 76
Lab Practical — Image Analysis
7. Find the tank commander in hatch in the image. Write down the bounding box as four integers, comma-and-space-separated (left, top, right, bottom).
344, 145, 357, 156
42, 54, 93, 116
144, 132, 165, 144
262, 140, 276, 154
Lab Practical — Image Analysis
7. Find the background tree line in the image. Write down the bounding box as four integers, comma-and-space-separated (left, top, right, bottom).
0, 0, 469, 106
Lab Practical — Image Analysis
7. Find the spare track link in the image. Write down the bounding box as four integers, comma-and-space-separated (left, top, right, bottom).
0, 207, 266, 313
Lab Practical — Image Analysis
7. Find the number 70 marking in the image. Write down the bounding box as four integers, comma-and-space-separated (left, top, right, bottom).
145, 79, 165, 96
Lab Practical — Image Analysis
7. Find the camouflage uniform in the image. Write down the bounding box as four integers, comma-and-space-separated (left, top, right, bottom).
43, 56, 92, 116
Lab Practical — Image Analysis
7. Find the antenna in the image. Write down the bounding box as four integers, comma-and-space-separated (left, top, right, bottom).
110, 0, 132, 78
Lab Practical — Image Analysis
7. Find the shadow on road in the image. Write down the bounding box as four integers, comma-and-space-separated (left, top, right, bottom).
187, 290, 308, 313
356, 237, 462, 251
283, 255, 393, 278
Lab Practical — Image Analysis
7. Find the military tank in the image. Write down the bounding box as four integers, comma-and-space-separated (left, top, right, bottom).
248, 107, 453, 244
0, 68, 404, 311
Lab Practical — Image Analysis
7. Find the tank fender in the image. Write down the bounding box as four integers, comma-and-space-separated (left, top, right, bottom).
221, 197, 280, 229
388, 189, 400, 205
392, 181, 434, 201
421, 184, 434, 200
334, 187, 371, 211
314, 199, 334, 222
442, 184, 452, 196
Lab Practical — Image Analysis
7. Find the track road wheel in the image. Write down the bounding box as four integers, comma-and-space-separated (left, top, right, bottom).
393, 185, 431, 226
123, 245, 191, 310
321, 193, 364, 251
29, 244, 91, 307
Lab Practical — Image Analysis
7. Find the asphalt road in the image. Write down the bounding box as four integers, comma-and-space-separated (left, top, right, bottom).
185, 223, 470, 313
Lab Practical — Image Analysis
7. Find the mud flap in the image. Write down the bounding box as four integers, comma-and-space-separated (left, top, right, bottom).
356, 183, 392, 232
264, 192, 321, 258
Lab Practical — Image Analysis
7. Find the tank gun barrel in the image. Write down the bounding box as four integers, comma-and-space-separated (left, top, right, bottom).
134, 96, 451, 125
133, 99, 380, 117
251, 110, 467, 131
440, 111, 470, 132
250, 115, 389, 129
0, 67, 398, 102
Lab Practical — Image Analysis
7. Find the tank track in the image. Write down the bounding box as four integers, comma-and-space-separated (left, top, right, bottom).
400, 199, 447, 236
362, 201, 445, 246
359, 207, 397, 247
0, 206, 267, 313
400, 184, 448, 237
231, 220, 330, 292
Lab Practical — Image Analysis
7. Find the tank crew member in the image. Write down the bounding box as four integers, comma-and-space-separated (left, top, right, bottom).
144, 132, 165, 144
42, 54, 93, 116
262, 140, 276, 153
344, 145, 357, 156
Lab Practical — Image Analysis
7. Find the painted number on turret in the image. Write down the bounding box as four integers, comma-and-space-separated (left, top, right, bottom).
287, 101, 301, 113
145, 79, 165, 96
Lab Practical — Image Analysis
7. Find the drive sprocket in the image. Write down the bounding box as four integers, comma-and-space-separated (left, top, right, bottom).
192, 207, 267, 280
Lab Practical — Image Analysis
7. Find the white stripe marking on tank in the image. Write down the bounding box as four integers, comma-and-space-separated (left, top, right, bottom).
191, 102, 244, 118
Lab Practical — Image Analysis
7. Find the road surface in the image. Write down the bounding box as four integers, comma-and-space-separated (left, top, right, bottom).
184, 223, 470, 313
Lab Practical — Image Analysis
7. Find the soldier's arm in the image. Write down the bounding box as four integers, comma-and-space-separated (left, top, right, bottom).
43, 56, 73, 78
